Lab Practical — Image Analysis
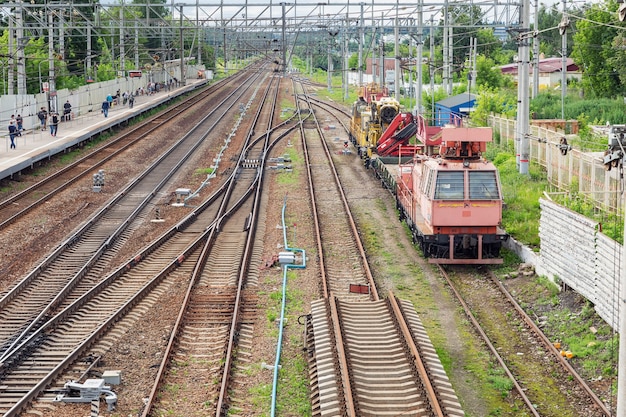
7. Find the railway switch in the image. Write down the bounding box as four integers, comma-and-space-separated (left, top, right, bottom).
54, 378, 117, 411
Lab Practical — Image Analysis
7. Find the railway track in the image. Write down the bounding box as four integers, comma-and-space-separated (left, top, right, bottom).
292, 78, 464, 416
0, 65, 275, 416
294, 81, 375, 301
439, 265, 611, 417
140, 71, 296, 416
309, 295, 463, 416
0, 68, 263, 360
0, 71, 248, 231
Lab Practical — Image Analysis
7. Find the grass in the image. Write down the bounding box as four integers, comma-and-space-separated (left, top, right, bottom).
255, 267, 311, 415
487, 367, 514, 398
484, 144, 545, 249
248, 384, 272, 416
276, 356, 312, 416
276, 142, 302, 185
194, 167, 215, 176
502, 274, 619, 384
311, 74, 357, 106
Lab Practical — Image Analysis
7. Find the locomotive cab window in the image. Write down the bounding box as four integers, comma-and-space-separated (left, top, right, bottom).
434, 171, 464, 200
469, 171, 499, 199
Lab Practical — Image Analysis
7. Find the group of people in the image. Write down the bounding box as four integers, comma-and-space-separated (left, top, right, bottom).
8, 83, 159, 146
36, 106, 61, 137
7, 100, 70, 148
101, 90, 135, 117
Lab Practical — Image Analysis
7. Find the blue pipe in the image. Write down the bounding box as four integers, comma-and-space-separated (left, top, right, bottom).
270, 195, 306, 416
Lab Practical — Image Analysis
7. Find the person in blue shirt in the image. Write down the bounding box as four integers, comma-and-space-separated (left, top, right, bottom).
8, 119, 17, 149
102, 100, 110, 117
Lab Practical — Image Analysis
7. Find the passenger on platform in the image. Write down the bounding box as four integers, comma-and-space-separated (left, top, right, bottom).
49, 112, 59, 137
106, 94, 113, 108
102, 100, 110, 118
63, 100, 72, 122
15, 114, 23, 135
128, 94, 135, 109
8, 119, 17, 149
38, 107, 47, 131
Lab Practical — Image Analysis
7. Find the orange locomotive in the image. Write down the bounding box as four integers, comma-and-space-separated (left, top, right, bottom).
394, 115, 508, 264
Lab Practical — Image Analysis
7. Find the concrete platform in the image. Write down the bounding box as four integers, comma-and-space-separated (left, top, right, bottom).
0, 79, 207, 182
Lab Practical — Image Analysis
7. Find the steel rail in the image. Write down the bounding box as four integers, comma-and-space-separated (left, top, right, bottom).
0, 78, 289, 415
215, 68, 282, 417
292, 81, 329, 297
437, 265, 542, 417
388, 291, 445, 417
295, 81, 379, 300
0, 69, 265, 365
329, 295, 358, 416
486, 270, 611, 416
0, 74, 242, 229
293, 77, 369, 416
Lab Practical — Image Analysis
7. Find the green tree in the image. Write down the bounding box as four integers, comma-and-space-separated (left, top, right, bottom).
475, 55, 509, 89
471, 87, 517, 125
536, 4, 565, 57
571, 2, 623, 98
608, 33, 626, 89
449, 5, 486, 72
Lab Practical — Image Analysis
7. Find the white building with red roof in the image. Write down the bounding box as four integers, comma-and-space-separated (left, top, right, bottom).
499, 56, 582, 90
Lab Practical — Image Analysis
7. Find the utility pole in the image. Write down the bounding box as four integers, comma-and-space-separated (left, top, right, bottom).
282, 2, 287, 73
48, 10, 56, 110
221, 0, 227, 74
471, 37, 477, 91
517, 0, 531, 174
379, 13, 384, 88
394, 3, 400, 102
8, 12, 13, 95
343, 15, 349, 101
430, 15, 435, 120
327, 34, 332, 91
196, 0, 201, 66
135, 22, 140, 70
618, 187, 626, 417
120, 6, 125, 74
87, 23, 93, 79
371, 4, 377, 85
16, 4, 26, 95
532, 0, 539, 98
415, 0, 423, 114
358, 2, 364, 86
559, 0, 569, 120
443, 0, 449, 95
447, 13, 453, 94
180, 5, 185, 83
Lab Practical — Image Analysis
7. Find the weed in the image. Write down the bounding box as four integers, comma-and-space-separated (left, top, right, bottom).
195, 167, 215, 176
